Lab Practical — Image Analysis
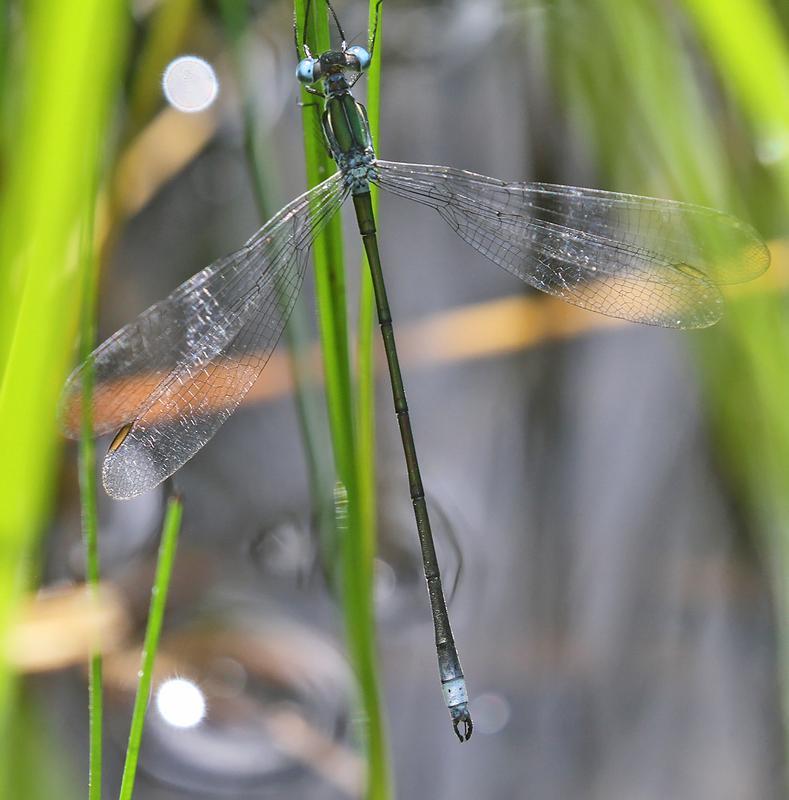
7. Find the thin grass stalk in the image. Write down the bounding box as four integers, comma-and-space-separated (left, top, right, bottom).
218, 0, 335, 541
296, 0, 355, 476
294, 1, 391, 796
78, 166, 103, 800
349, 2, 392, 798
242, 128, 337, 544
117, 495, 183, 800
355, 0, 383, 600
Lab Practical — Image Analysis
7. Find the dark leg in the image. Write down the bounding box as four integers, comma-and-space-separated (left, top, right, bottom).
324, 0, 347, 45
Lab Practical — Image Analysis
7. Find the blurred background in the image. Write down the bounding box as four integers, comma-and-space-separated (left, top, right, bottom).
1, 0, 788, 797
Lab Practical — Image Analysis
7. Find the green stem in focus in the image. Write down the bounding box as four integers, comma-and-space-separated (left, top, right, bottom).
294, 1, 391, 797
350, 2, 392, 797
356, 0, 383, 604
118, 495, 183, 800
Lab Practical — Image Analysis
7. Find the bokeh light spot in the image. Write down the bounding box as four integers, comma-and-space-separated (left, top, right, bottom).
162, 56, 218, 113
472, 692, 511, 735
156, 677, 207, 728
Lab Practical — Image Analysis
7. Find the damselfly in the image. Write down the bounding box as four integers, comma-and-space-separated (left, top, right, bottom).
62, 1, 769, 742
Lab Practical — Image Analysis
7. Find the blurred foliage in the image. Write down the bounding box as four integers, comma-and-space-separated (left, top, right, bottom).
541, 0, 789, 773
0, 0, 788, 795
118, 495, 183, 800
8, 690, 79, 800
0, 0, 128, 792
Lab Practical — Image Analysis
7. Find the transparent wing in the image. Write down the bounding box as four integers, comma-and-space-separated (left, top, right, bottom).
62, 172, 347, 499
373, 161, 769, 328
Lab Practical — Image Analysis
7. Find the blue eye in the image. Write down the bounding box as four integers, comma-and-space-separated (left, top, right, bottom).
296, 58, 317, 83
346, 45, 371, 71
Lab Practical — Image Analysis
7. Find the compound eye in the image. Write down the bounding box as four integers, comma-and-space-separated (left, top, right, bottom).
296, 58, 318, 84
346, 45, 371, 71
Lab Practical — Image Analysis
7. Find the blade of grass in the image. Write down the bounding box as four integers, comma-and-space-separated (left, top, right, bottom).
352, 3, 392, 799
118, 494, 184, 800
296, 0, 355, 485
218, 0, 336, 545
356, 0, 383, 600
680, 0, 789, 193
294, 2, 391, 796
678, 0, 789, 776
0, 0, 126, 776
78, 151, 103, 800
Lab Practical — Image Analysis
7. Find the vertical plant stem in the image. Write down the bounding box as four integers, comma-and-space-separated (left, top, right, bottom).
351, 3, 391, 798
118, 495, 183, 800
356, 0, 383, 596
78, 176, 103, 800
294, 2, 391, 796
297, 1, 355, 473
218, 1, 335, 541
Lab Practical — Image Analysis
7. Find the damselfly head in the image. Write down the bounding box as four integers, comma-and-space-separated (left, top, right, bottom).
296, 47, 370, 85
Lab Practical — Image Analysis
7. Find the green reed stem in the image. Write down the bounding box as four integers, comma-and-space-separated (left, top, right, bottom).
351, 3, 392, 798
294, 1, 391, 796
78, 176, 103, 800
118, 495, 183, 800
356, 0, 383, 602
218, 0, 336, 543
